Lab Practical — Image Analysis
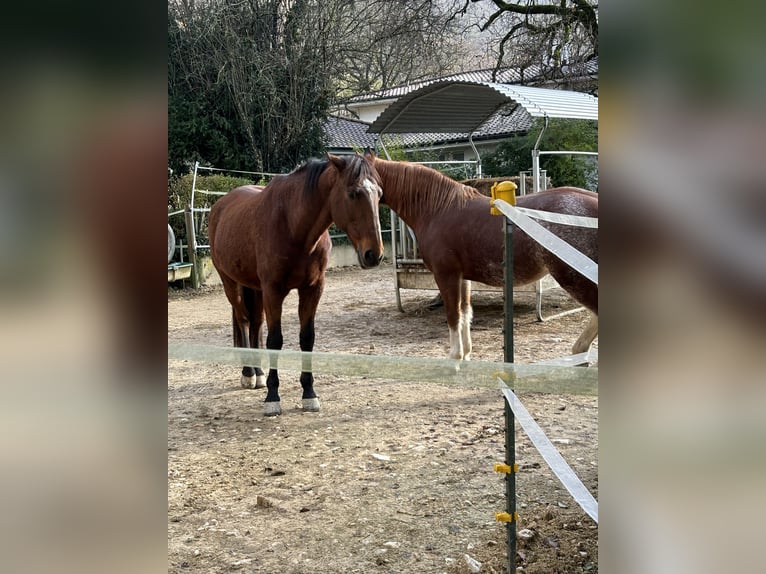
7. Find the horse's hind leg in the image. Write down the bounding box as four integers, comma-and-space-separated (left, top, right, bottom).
242, 287, 266, 388
572, 312, 598, 355
220, 276, 255, 388
460, 280, 473, 360
297, 282, 323, 412
547, 263, 598, 355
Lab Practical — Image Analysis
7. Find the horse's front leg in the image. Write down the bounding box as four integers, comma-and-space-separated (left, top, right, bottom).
459, 280, 473, 360
297, 282, 324, 412
434, 274, 465, 360
262, 286, 286, 416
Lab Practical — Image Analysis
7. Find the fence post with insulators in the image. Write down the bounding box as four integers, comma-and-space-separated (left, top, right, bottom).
490, 180, 517, 574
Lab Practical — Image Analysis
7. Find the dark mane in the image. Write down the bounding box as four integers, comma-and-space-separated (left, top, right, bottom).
272, 155, 378, 198
343, 154, 379, 185
288, 158, 329, 197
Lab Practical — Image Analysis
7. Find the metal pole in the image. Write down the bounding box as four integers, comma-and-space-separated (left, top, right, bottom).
190, 161, 199, 217
391, 209, 403, 312
532, 149, 541, 194
505, 405, 516, 574
468, 132, 482, 178
531, 116, 549, 194
504, 219, 514, 363
503, 215, 516, 574
184, 207, 200, 289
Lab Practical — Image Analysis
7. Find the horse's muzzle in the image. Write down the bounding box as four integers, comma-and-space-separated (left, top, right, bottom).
360, 248, 383, 269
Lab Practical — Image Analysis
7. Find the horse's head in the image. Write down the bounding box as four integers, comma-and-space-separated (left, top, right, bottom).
326, 153, 384, 269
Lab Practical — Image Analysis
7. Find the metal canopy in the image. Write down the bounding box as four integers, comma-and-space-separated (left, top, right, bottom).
368, 81, 598, 135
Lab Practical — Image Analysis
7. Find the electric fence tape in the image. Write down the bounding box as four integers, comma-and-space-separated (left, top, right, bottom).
493, 199, 598, 285
501, 385, 599, 523
169, 343, 598, 396
514, 207, 599, 228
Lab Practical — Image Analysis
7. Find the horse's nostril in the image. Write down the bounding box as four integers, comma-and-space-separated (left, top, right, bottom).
363, 249, 381, 267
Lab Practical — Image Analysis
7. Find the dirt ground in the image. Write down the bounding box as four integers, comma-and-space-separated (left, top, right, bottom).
168, 262, 598, 573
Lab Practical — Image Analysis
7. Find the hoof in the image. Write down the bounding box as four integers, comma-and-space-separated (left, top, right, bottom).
302, 397, 321, 412
242, 374, 266, 389
264, 401, 282, 417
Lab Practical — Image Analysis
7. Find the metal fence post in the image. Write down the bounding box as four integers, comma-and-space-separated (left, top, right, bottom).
184, 207, 200, 289
504, 213, 516, 574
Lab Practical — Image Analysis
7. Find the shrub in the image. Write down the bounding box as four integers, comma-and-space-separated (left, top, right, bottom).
483, 119, 598, 190
168, 173, 263, 253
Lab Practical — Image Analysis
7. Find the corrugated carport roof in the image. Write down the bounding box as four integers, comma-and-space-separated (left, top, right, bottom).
368, 81, 598, 134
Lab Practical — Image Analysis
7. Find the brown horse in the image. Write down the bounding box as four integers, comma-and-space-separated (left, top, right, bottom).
209, 153, 384, 415
368, 153, 597, 360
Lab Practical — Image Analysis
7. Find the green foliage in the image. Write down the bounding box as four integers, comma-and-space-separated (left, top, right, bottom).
168, 173, 259, 211
168, 14, 255, 175
483, 119, 598, 189
167, 174, 260, 246
168, 2, 331, 176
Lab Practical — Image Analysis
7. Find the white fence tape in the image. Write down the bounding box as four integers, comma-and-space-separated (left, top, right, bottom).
168, 343, 598, 395
493, 199, 598, 285
500, 385, 599, 523
514, 207, 599, 228
168, 343, 599, 521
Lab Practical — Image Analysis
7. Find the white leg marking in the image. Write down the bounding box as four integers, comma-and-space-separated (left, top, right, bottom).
461, 305, 473, 360
448, 325, 463, 360
255, 374, 266, 388
572, 313, 598, 354
264, 401, 282, 417
241, 374, 255, 389
302, 397, 321, 412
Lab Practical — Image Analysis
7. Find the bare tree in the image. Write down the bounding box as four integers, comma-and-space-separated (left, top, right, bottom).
170, 0, 598, 173
330, 0, 476, 95
452, 0, 598, 88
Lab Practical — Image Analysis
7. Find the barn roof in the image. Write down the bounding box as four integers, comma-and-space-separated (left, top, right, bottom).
324, 104, 533, 152
368, 81, 598, 135
347, 59, 597, 104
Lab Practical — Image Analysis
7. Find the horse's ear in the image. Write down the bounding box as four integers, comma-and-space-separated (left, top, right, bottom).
363, 147, 376, 160
326, 153, 346, 171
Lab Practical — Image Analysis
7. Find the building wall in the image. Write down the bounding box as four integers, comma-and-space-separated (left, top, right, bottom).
345, 101, 394, 124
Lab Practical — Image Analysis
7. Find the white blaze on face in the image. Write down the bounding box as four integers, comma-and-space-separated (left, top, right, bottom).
361, 178, 383, 238
362, 178, 382, 198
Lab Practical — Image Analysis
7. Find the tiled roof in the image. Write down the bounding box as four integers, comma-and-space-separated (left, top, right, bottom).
346, 60, 597, 104
348, 67, 524, 103
324, 61, 597, 151
323, 116, 378, 150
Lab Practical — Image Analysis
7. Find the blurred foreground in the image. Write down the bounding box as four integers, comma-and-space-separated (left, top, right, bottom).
0, 1, 764, 572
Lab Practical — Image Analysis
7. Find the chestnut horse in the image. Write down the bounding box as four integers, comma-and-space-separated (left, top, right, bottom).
368, 154, 597, 360
209, 153, 384, 415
